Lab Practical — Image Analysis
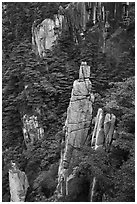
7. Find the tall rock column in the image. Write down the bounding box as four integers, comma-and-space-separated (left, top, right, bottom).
90, 108, 117, 201
57, 62, 94, 197
91, 108, 116, 151
9, 162, 29, 202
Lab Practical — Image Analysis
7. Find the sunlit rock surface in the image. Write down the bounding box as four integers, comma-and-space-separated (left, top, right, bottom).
64, 62, 94, 151
90, 109, 116, 201
9, 162, 29, 202
32, 15, 63, 57
91, 108, 116, 150
57, 62, 94, 196
32, 3, 132, 57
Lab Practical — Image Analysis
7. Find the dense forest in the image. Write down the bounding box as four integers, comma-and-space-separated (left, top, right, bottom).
2, 2, 135, 202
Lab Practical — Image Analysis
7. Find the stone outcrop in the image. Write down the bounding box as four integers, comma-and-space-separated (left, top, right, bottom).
57, 62, 94, 197
9, 162, 29, 202
56, 103, 117, 200
90, 108, 116, 201
22, 114, 44, 147
91, 108, 104, 149
59, 2, 90, 39
32, 15, 63, 57
32, 2, 90, 57
54, 59, 120, 200
91, 108, 116, 151
32, 2, 132, 57
54, 60, 119, 200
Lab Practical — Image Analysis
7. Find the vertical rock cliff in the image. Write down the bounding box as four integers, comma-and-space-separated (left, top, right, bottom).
56, 66, 117, 200
57, 62, 94, 197
90, 108, 116, 201
32, 2, 132, 58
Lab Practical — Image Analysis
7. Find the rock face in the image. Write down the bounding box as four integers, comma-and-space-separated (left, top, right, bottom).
91, 108, 104, 150
32, 2, 90, 57
32, 15, 63, 57
32, 3, 133, 57
90, 108, 116, 202
91, 108, 116, 151
22, 114, 44, 147
63, 64, 94, 164
55, 65, 118, 200
60, 2, 90, 32
9, 162, 29, 202
57, 62, 94, 196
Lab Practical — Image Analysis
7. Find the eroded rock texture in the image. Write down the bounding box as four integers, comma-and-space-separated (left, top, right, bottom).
57, 62, 94, 197
9, 162, 29, 202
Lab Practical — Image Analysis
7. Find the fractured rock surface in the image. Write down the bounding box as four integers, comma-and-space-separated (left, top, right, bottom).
63, 62, 94, 165
57, 62, 94, 196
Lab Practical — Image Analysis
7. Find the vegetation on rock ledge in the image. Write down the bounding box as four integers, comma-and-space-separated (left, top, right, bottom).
2, 2, 134, 202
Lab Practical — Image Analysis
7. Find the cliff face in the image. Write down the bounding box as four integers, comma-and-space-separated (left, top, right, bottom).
32, 2, 132, 58
57, 62, 94, 197
32, 2, 90, 57
56, 62, 118, 200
